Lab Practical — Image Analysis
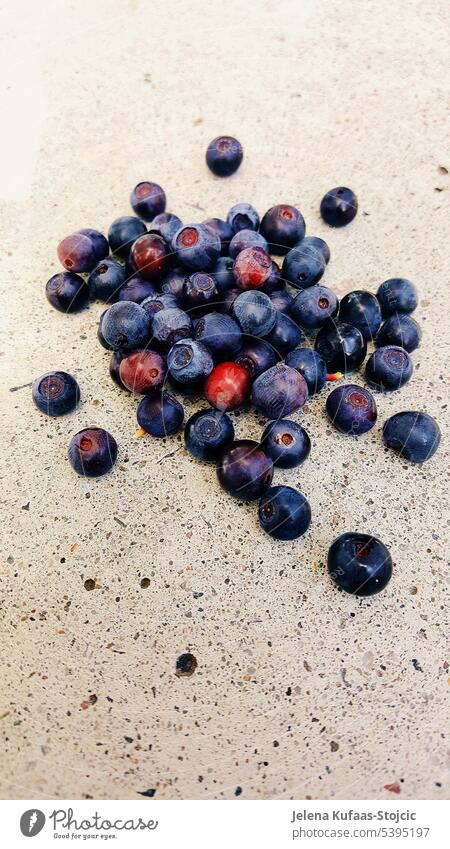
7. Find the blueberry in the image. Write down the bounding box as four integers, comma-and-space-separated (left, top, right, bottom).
290, 285, 338, 330
320, 187, 358, 227
326, 384, 377, 435
216, 439, 273, 500
221, 288, 241, 314
148, 212, 182, 244
32, 371, 80, 416
46, 272, 89, 313
204, 362, 251, 411
109, 351, 128, 390
130, 233, 171, 282
101, 301, 150, 350
365, 345, 412, 391
68, 427, 118, 477
161, 268, 186, 301
260, 261, 283, 294
98, 310, 112, 349
285, 348, 328, 395
260, 205, 306, 254
202, 218, 234, 254
151, 307, 192, 350
251, 364, 308, 419
206, 136, 243, 178
376, 278, 418, 317
338, 290, 382, 341
315, 322, 367, 374
231, 291, 276, 337
130, 181, 166, 221
118, 276, 158, 303
227, 203, 259, 233
168, 339, 213, 384
141, 292, 179, 319
261, 420, 310, 468
88, 259, 126, 302
327, 532, 392, 596
258, 485, 311, 540
194, 311, 242, 359
137, 391, 184, 437
119, 349, 167, 394
184, 408, 235, 460
376, 313, 421, 352
183, 272, 220, 314
210, 256, 235, 293
282, 245, 325, 289
57, 229, 108, 273
172, 224, 221, 271
229, 229, 269, 260
108, 216, 147, 259
233, 247, 273, 291
268, 288, 294, 313
297, 236, 330, 264
382, 411, 441, 464
234, 338, 278, 378
264, 312, 303, 357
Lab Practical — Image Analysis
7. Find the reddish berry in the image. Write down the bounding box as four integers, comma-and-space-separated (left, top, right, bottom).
119, 350, 167, 394
204, 362, 250, 411
233, 246, 272, 290
130, 233, 170, 281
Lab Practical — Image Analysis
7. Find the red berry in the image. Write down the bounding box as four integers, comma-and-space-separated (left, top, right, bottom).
233, 246, 272, 290
130, 233, 170, 281
204, 362, 250, 411
119, 350, 167, 394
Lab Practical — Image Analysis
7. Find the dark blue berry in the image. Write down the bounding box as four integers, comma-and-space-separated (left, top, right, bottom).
258, 486, 311, 540
137, 392, 184, 437
282, 245, 325, 289
376, 278, 418, 317
160, 268, 186, 301
227, 203, 259, 233
108, 216, 147, 259
221, 288, 241, 314
260, 261, 283, 295
264, 312, 303, 357
151, 307, 192, 350
231, 291, 276, 337
206, 136, 243, 177
328, 532, 392, 596
338, 290, 382, 341
194, 311, 242, 359
285, 348, 328, 396
261, 420, 310, 468
130, 181, 166, 221
229, 229, 268, 259
290, 285, 338, 329
78, 228, 110, 263
168, 339, 213, 384
376, 314, 421, 352
172, 224, 220, 271
217, 440, 273, 500
148, 212, 182, 244
315, 322, 367, 374
382, 411, 440, 464
251, 364, 308, 419
202, 218, 234, 254
297, 236, 330, 264
109, 351, 128, 390
141, 292, 179, 319
320, 187, 358, 227
184, 408, 234, 460
183, 272, 220, 314
101, 301, 150, 350
260, 205, 305, 254
88, 259, 126, 302
46, 272, 89, 313
234, 339, 277, 379
365, 345, 412, 391
268, 288, 294, 313
98, 310, 112, 349
118, 276, 158, 303
68, 427, 118, 477
326, 384, 377, 435
210, 256, 236, 293
32, 371, 80, 416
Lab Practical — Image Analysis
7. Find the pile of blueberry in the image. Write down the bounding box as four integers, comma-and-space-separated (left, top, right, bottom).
34, 135, 441, 598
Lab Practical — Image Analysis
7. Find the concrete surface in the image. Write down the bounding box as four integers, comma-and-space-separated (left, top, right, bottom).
0, 0, 449, 800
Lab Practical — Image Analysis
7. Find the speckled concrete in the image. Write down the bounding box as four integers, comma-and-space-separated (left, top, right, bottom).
1, 0, 449, 801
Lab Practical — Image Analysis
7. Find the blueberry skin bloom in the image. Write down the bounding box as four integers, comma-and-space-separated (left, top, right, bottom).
327, 532, 392, 596
160, 268, 186, 301
151, 307, 192, 349
234, 339, 278, 379
32, 371, 80, 416
217, 439, 273, 500
285, 348, 328, 396
141, 292, 179, 319
183, 272, 220, 314
202, 218, 234, 254
258, 485, 311, 540
231, 291, 277, 337
137, 391, 184, 438
298, 236, 330, 264
376, 278, 418, 317
57, 229, 108, 273
101, 301, 150, 350
320, 187, 358, 227
227, 203, 259, 234
338, 290, 382, 341
229, 229, 269, 260
290, 285, 338, 330
282, 245, 325, 289
172, 224, 221, 271
148, 212, 182, 244
264, 312, 303, 357
261, 420, 310, 468
194, 311, 242, 359
251, 364, 308, 419
365, 345, 412, 391
168, 339, 213, 384
184, 408, 234, 460
260, 205, 306, 254
118, 276, 158, 303
315, 322, 367, 374
206, 136, 243, 177
46, 272, 89, 313
130, 181, 166, 221
376, 314, 421, 352
88, 259, 126, 302
68, 427, 118, 477
269, 288, 294, 314
108, 216, 147, 259
382, 411, 441, 463
326, 384, 377, 435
